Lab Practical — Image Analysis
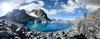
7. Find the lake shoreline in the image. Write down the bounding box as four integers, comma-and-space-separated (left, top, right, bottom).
0, 19, 87, 39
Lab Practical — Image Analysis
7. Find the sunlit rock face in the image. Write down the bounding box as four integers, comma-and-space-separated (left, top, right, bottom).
31, 9, 51, 21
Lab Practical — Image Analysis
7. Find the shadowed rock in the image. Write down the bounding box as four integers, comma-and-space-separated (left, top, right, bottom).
4, 9, 35, 24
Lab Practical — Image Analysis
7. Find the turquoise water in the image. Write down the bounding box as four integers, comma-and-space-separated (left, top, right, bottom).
26, 21, 74, 32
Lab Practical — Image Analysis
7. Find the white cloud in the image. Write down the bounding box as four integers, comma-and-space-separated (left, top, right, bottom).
8, 0, 25, 4
40, 0, 80, 15
25, 0, 33, 3
49, 9, 57, 15
75, 0, 100, 6
38, 1, 45, 7
0, 1, 21, 16
41, 8, 58, 15
75, 0, 100, 13
8, 0, 38, 4
86, 5, 100, 13
19, 3, 40, 13
17, 0, 45, 13
61, 0, 79, 12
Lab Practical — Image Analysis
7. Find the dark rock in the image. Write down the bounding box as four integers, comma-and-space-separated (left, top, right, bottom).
0, 31, 13, 39
57, 37, 62, 39
48, 32, 53, 37
5, 9, 35, 24
62, 31, 65, 35
63, 34, 67, 37
44, 37, 47, 39
73, 34, 87, 39
10, 24, 18, 31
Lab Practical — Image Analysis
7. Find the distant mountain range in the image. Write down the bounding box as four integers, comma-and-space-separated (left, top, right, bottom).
0, 9, 51, 24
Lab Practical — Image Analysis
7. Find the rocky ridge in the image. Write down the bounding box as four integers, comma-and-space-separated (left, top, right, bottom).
75, 8, 100, 39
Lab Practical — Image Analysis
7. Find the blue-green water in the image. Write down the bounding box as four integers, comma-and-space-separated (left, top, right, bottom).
26, 21, 74, 32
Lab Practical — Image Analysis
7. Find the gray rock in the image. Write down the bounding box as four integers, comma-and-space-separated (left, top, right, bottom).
30, 9, 52, 21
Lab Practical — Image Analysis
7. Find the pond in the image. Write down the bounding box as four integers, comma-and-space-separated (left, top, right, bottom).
25, 21, 74, 32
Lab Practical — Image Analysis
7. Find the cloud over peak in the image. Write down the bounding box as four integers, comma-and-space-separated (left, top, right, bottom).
75, 0, 100, 6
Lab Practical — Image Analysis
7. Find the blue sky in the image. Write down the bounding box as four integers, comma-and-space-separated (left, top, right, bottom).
0, 0, 99, 21
43, 0, 68, 9
41, 0, 87, 20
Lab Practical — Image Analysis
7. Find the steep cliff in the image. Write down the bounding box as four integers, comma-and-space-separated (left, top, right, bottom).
4, 9, 35, 24
30, 9, 51, 21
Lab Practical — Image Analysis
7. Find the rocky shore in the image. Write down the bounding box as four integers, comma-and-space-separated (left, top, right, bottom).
0, 19, 87, 39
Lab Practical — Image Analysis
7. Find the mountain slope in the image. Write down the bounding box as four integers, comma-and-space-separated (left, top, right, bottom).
76, 8, 100, 39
